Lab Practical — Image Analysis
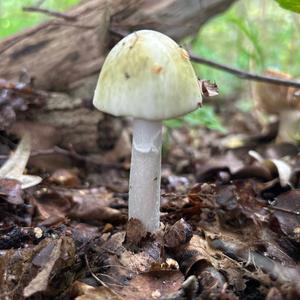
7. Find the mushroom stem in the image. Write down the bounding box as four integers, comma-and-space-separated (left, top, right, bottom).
128, 118, 162, 232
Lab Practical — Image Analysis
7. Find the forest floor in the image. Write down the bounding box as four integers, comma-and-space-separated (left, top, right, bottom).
0, 80, 299, 300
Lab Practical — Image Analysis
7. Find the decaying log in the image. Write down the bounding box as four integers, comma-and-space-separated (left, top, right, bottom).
0, 0, 237, 91
0, 0, 237, 164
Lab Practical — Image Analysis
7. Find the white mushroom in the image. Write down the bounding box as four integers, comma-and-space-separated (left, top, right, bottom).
93, 30, 202, 232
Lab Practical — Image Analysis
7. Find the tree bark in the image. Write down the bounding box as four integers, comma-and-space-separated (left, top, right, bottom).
1, 0, 237, 166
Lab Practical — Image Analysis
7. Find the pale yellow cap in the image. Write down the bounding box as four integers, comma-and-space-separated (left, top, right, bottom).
93, 30, 202, 120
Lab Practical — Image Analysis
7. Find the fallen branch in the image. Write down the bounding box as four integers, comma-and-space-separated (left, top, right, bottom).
189, 53, 300, 88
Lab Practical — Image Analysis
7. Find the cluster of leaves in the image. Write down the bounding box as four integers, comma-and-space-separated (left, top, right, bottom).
276, 0, 300, 13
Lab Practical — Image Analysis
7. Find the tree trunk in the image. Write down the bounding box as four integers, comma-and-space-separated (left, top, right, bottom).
1, 0, 237, 167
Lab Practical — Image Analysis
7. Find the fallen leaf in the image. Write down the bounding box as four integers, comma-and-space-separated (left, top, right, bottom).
199, 80, 219, 97
119, 270, 184, 300
48, 168, 80, 187
249, 150, 293, 187
72, 281, 123, 300
34, 186, 125, 225
164, 218, 193, 248
126, 218, 147, 246
0, 134, 42, 189
23, 239, 62, 297
0, 178, 23, 204
272, 189, 300, 241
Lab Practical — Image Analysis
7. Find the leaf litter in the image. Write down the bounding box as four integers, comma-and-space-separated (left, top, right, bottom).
0, 78, 299, 300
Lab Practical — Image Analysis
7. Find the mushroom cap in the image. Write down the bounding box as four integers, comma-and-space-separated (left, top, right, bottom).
253, 69, 300, 115
93, 30, 202, 120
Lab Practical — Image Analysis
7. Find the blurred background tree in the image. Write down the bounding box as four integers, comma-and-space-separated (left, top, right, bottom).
191, 0, 300, 98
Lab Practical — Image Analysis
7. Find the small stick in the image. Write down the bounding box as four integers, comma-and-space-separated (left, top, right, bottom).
189, 53, 300, 88
84, 254, 109, 288
84, 255, 123, 292
22, 6, 77, 22
268, 206, 300, 215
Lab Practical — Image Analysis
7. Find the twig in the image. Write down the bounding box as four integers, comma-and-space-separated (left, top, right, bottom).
23, 6, 77, 22
84, 254, 109, 288
51, 22, 96, 30
269, 206, 300, 215
189, 53, 300, 88
84, 255, 124, 290
96, 273, 124, 287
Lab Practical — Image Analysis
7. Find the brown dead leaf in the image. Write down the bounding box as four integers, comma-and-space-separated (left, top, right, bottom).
0, 236, 75, 298
199, 80, 219, 97
216, 181, 268, 230
0, 134, 42, 189
23, 239, 62, 297
72, 281, 123, 300
126, 218, 147, 246
197, 151, 244, 182
173, 234, 214, 276
164, 218, 193, 248
88, 230, 164, 291
34, 186, 125, 225
68, 187, 124, 224
249, 150, 293, 187
119, 270, 184, 300
34, 189, 72, 220
0, 178, 23, 204
48, 168, 80, 187
71, 223, 101, 245
272, 189, 300, 241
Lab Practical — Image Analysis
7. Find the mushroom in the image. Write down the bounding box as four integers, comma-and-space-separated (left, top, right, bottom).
93, 30, 202, 232
252, 69, 300, 142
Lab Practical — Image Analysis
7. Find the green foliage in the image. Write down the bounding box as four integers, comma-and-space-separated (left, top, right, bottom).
0, 0, 80, 39
164, 106, 226, 133
235, 98, 254, 113
191, 0, 300, 97
185, 0, 300, 131
275, 0, 300, 13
